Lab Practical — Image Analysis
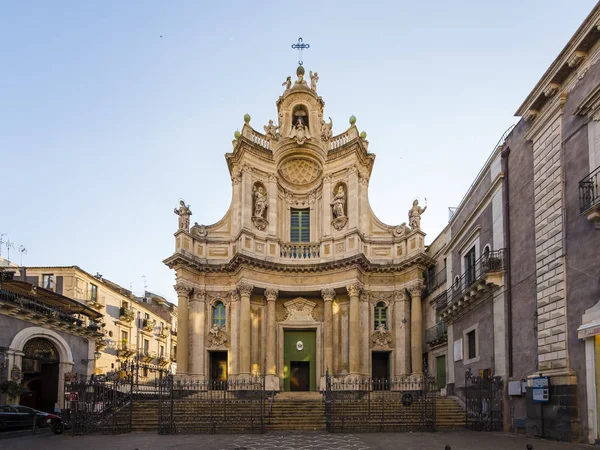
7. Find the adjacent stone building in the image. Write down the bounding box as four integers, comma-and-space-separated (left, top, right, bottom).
165, 65, 433, 391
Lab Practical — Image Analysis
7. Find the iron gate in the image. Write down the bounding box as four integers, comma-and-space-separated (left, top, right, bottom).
158, 374, 266, 434
465, 368, 503, 431
324, 371, 437, 432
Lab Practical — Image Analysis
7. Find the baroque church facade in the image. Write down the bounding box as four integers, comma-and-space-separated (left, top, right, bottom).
164, 65, 433, 391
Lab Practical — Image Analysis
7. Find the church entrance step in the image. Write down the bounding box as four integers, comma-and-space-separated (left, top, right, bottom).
275, 391, 323, 401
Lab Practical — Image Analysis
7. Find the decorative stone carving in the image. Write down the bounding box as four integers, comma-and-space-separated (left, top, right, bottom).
174, 200, 192, 232
360, 290, 370, 303
370, 292, 392, 305
394, 290, 408, 302
393, 223, 410, 237
265, 288, 279, 302
237, 282, 254, 297
567, 50, 586, 68
282, 298, 318, 322
310, 70, 319, 93
10, 365, 21, 382
321, 288, 335, 302
230, 289, 240, 303
208, 324, 228, 347
543, 83, 560, 98
190, 222, 208, 238
408, 199, 427, 230
321, 117, 333, 141
358, 173, 369, 186
346, 283, 363, 298
231, 171, 242, 185
347, 166, 357, 175
252, 183, 268, 230
290, 117, 311, 145
282, 76, 292, 92
331, 184, 348, 230
192, 289, 206, 302
174, 283, 192, 297
371, 324, 392, 348
263, 120, 279, 140
279, 159, 322, 185
407, 281, 424, 297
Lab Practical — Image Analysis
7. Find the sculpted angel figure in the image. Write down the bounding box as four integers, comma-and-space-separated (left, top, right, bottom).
321, 117, 333, 141
263, 120, 279, 140
282, 76, 292, 91
408, 199, 427, 230
253, 185, 268, 218
210, 323, 220, 337
310, 71, 319, 93
174, 200, 192, 231
331, 185, 346, 218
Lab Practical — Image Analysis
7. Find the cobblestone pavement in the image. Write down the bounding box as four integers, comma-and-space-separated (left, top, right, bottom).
2, 431, 594, 449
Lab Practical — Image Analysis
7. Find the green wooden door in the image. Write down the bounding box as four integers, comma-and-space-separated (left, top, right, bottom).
284, 330, 316, 391
436, 355, 446, 389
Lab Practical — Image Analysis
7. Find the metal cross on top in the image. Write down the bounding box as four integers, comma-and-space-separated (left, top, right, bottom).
291, 37, 310, 66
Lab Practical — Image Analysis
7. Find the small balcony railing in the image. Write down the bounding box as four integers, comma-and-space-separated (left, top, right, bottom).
280, 243, 320, 259
580, 165, 600, 213
423, 267, 447, 298
425, 321, 448, 346
437, 249, 506, 311
119, 307, 134, 322
142, 318, 155, 332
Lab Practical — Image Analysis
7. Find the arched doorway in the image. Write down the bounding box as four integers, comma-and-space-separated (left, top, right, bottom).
19, 338, 59, 412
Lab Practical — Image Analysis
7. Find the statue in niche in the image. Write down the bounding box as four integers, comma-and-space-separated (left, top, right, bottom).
263, 120, 279, 140
408, 199, 427, 230
174, 200, 192, 231
310, 71, 319, 93
282, 76, 292, 91
321, 117, 333, 141
331, 185, 348, 231
290, 116, 311, 145
253, 185, 268, 218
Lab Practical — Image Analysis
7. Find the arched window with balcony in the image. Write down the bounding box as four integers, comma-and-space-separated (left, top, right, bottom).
374, 302, 388, 330
213, 301, 226, 327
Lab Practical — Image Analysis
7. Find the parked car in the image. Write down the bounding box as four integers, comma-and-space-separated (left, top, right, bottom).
0, 405, 56, 431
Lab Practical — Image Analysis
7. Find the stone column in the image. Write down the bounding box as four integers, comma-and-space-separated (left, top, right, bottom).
394, 290, 411, 375
321, 288, 335, 375
265, 288, 279, 390
174, 283, 192, 374
359, 290, 370, 376
189, 289, 206, 378
346, 282, 362, 376
408, 281, 424, 375
251, 306, 260, 375
229, 289, 240, 377
238, 282, 254, 377
341, 304, 349, 374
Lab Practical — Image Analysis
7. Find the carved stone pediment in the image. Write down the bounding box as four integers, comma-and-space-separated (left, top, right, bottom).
207, 324, 229, 348
371, 324, 392, 348
282, 297, 318, 322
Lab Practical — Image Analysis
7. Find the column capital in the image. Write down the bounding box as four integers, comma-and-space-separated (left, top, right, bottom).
237, 282, 254, 297
264, 288, 279, 302
174, 282, 192, 297
321, 288, 336, 302
230, 289, 241, 303
407, 280, 424, 297
359, 290, 370, 303
191, 288, 206, 302
346, 282, 363, 297
394, 290, 408, 302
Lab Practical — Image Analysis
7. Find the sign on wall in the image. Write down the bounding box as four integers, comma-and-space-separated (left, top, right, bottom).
532, 376, 549, 402
454, 339, 463, 362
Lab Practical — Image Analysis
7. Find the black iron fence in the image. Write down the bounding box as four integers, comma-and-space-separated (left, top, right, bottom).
158, 375, 266, 434
580, 165, 600, 213
465, 369, 503, 431
324, 372, 437, 432
436, 249, 505, 311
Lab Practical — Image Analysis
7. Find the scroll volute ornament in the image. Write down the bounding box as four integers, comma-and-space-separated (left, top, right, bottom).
230, 289, 240, 303
174, 283, 192, 297
192, 289, 206, 302
321, 288, 335, 302
265, 288, 279, 302
407, 281, 424, 297
359, 290, 370, 303
237, 282, 254, 297
394, 290, 408, 303
346, 282, 363, 298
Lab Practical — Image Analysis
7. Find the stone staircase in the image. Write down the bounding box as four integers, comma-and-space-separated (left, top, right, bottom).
126, 393, 465, 432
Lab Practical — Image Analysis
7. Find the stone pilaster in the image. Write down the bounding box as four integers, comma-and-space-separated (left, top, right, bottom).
174, 282, 192, 374
238, 282, 254, 377
229, 289, 240, 376
408, 281, 424, 375
394, 289, 411, 375
241, 165, 253, 230
346, 282, 363, 375
322, 175, 332, 238
359, 290, 370, 376
321, 288, 335, 374
347, 166, 359, 230
189, 288, 206, 378
267, 174, 278, 237
341, 304, 349, 374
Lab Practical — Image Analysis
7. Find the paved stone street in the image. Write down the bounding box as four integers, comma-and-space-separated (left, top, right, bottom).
2, 431, 594, 450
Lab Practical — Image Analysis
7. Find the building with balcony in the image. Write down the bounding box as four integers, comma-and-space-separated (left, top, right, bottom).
20, 267, 178, 378
165, 65, 433, 391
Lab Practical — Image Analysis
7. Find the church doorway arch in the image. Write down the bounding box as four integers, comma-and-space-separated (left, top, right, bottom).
20, 338, 60, 412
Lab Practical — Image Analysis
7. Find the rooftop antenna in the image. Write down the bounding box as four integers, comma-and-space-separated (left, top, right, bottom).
18, 245, 27, 266
0, 234, 5, 258
142, 275, 148, 294
5, 239, 14, 263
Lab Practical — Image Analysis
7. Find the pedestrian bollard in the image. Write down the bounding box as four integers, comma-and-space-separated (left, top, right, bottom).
445, 446, 451, 450
526, 445, 533, 449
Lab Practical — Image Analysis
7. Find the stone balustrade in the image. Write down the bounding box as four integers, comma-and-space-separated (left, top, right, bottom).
245, 128, 271, 150
280, 243, 320, 259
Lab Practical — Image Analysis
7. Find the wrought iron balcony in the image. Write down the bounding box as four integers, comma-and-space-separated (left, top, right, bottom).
142, 318, 155, 332
423, 267, 447, 298
119, 307, 134, 322
438, 249, 506, 322
425, 321, 448, 347
579, 165, 600, 228
280, 243, 320, 259
117, 343, 136, 358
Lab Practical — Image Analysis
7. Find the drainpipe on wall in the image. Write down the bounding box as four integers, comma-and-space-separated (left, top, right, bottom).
501, 147, 513, 378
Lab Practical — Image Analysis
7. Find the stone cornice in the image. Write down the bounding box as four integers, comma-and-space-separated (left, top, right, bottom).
164, 249, 434, 275
575, 84, 600, 120
516, 5, 600, 117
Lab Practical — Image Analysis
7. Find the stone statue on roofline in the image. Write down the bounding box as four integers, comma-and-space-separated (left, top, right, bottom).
310, 70, 319, 93
263, 120, 279, 140
321, 117, 333, 141
282, 76, 292, 92
408, 199, 427, 230
174, 200, 192, 231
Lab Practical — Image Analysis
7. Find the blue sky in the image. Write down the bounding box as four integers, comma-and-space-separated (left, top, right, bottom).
1, 1, 597, 302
